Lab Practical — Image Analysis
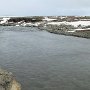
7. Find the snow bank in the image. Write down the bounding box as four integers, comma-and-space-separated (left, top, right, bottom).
74, 28, 90, 31
43, 17, 57, 21
48, 21, 68, 25
0, 18, 10, 24
67, 30, 75, 32
68, 21, 90, 27
47, 21, 90, 27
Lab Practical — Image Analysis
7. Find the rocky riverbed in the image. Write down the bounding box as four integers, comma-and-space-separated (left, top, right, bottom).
0, 68, 21, 90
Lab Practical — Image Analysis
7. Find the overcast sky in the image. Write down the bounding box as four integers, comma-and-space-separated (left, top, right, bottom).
0, 0, 90, 16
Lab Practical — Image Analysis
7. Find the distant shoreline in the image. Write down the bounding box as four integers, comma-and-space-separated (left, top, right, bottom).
0, 16, 90, 38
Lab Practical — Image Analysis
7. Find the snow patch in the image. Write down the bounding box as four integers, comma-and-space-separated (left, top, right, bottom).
43, 17, 57, 21
0, 18, 10, 24
67, 30, 75, 32
68, 21, 90, 27
47, 21, 90, 27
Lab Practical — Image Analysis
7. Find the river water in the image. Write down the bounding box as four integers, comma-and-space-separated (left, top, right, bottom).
0, 26, 90, 90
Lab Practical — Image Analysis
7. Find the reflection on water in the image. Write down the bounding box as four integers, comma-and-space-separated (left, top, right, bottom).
0, 26, 90, 90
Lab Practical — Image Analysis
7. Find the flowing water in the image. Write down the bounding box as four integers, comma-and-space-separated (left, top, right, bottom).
0, 26, 90, 90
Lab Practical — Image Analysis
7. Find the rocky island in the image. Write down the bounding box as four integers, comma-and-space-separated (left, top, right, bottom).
0, 68, 21, 90
0, 16, 90, 38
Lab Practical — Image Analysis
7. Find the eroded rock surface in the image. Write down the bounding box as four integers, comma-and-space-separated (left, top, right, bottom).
0, 68, 21, 90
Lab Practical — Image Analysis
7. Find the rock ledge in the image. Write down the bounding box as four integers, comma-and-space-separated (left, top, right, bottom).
0, 68, 21, 90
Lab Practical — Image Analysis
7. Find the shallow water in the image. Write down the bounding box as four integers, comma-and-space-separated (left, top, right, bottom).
0, 26, 90, 90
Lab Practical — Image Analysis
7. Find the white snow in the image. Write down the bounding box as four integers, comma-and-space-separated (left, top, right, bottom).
21, 22, 41, 27
0, 18, 10, 24
48, 21, 68, 25
74, 28, 90, 31
80, 19, 90, 21
16, 25, 20, 26
68, 21, 90, 27
43, 17, 57, 21
67, 30, 75, 32
60, 16, 67, 19
47, 21, 90, 27
21, 22, 32, 26
34, 22, 41, 26
67, 28, 90, 33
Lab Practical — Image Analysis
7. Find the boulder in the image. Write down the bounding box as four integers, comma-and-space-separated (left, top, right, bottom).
0, 68, 21, 90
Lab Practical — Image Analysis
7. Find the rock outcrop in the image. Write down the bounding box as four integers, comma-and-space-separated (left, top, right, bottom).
0, 68, 21, 90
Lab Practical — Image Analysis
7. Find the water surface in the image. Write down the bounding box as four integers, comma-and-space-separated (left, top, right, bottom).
0, 26, 90, 90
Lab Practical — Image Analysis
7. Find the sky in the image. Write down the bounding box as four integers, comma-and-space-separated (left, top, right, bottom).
0, 0, 90, 16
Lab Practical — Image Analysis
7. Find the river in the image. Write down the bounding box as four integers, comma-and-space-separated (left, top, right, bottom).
0, 26, 90, 90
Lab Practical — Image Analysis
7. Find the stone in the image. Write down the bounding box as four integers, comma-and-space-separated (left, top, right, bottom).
0, 68, 21, 90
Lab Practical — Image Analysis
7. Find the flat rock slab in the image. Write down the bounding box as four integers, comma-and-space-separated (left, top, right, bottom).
0, 68, 21, 90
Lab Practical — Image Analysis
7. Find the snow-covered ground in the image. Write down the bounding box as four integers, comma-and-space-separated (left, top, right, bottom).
47, 21, 90, 27
21, 22, 42, 27
48, 22, 68, 25
0, 17, 90, 30
68, 21, 90, 27
43, 17, 57, 21
67, 28, 90, 32
0, 18, 10, 24
67, 30, 76, 32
